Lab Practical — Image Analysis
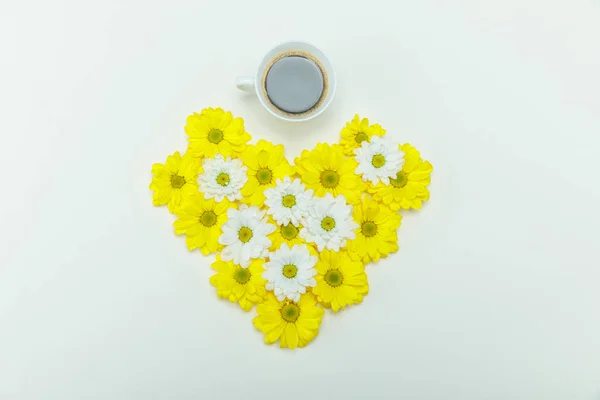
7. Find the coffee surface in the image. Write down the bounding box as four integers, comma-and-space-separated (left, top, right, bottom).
265, 56, 324, 114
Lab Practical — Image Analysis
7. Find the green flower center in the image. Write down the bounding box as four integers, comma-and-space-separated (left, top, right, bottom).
361, 221, 378, 237
390, 171, 408, 188
320, 170, 339, 189
238, 227, 253, 243
282, 264, 298, 278
321, 216, 336, 231
372, 154, 386, 168
208, 128, 224, 144
324, 269, 343, 287
282, 194, 296, 208
200, 211, 217, 227
355, 132, 368, 144
257, 168, 273, 185
280, 303, 300, 322
216, 172, 230, 186
170, 174, 186, 189
281, 223, 299, 240
233, 267, 251, 284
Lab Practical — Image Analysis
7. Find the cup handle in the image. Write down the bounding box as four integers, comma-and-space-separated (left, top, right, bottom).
236, 76, 256, 93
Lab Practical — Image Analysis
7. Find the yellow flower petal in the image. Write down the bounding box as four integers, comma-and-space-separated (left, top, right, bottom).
209, 257, 267, 311
264, 321, 286, 344
254, 293, 323, 349
185, 108, 250, 158
172, 197, 234, 253
295, 143, 364, 203
284, 323, 299, 349
149, 151, 201, 213
241, 140, 293, 206
339, 114, 386, 156
370, 143, 433, 210
313, 250, 368, 311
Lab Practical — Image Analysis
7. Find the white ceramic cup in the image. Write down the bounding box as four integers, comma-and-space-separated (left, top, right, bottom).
236, 41, 336, 122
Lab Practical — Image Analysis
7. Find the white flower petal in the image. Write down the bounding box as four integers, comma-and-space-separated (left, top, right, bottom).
218, 205, 273, 268
264, 178, 314, 226
198, 155, 248, 202
300, 193, 357, 252
262, 243, 317, 301
354, 136, 404, 185
218, 229, 238, 245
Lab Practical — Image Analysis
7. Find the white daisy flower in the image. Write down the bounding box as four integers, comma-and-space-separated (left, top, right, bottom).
300, 193, 358, 252
198, 154, 248, 202
263, 244, 317, 302
218, 205, 275, 268
264, 177, 314, 226
354, 136, 405, 185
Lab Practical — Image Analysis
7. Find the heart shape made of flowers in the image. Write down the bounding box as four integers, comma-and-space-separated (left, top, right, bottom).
149, 107, 433, 349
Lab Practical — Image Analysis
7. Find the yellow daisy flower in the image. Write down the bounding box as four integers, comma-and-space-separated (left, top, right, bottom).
209, 256, 267, 311
369, 143, 433, 210
294, 143, 365, 204
240, 140, 294, 206
253, 292, 324, 349
173, 196, 235, 255
312, 250, 369, 312
339, 114, 386, 156
185, 107, 251, 158
348, 196, 402, 263
149, 151, 201, 213
267, 218, 305, 251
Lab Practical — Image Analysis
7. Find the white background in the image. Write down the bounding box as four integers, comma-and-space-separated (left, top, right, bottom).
1, 0, 599, 399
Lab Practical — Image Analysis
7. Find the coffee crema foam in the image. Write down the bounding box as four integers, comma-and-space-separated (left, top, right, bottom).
261, 50, 329, 118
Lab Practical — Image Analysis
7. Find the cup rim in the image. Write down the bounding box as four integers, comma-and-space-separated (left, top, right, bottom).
254, 41, 336, 122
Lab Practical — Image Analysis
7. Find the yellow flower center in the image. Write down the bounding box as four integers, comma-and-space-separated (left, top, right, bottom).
257, 168, 273, 185
238, 227, 253, 243
321, 216, 336, 231
320, 170, 339, 188
371, 154, 386, 168
324, 269, 343, 287
280, 303, 300, 322
216, 172, 230, 186
355, 132, 368, 144
282, 194, 296, 208
282, 264, 298, 278
361, 221, 378, 237
200, 211, 217, 227
390, 171, 408, 188
208, 128, 224, 144
170, 174, 186, 189
233, 267, 251, 284
281, 223, 299, 240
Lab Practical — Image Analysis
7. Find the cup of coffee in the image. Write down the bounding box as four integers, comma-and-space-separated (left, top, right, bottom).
236, 41, 336, 122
